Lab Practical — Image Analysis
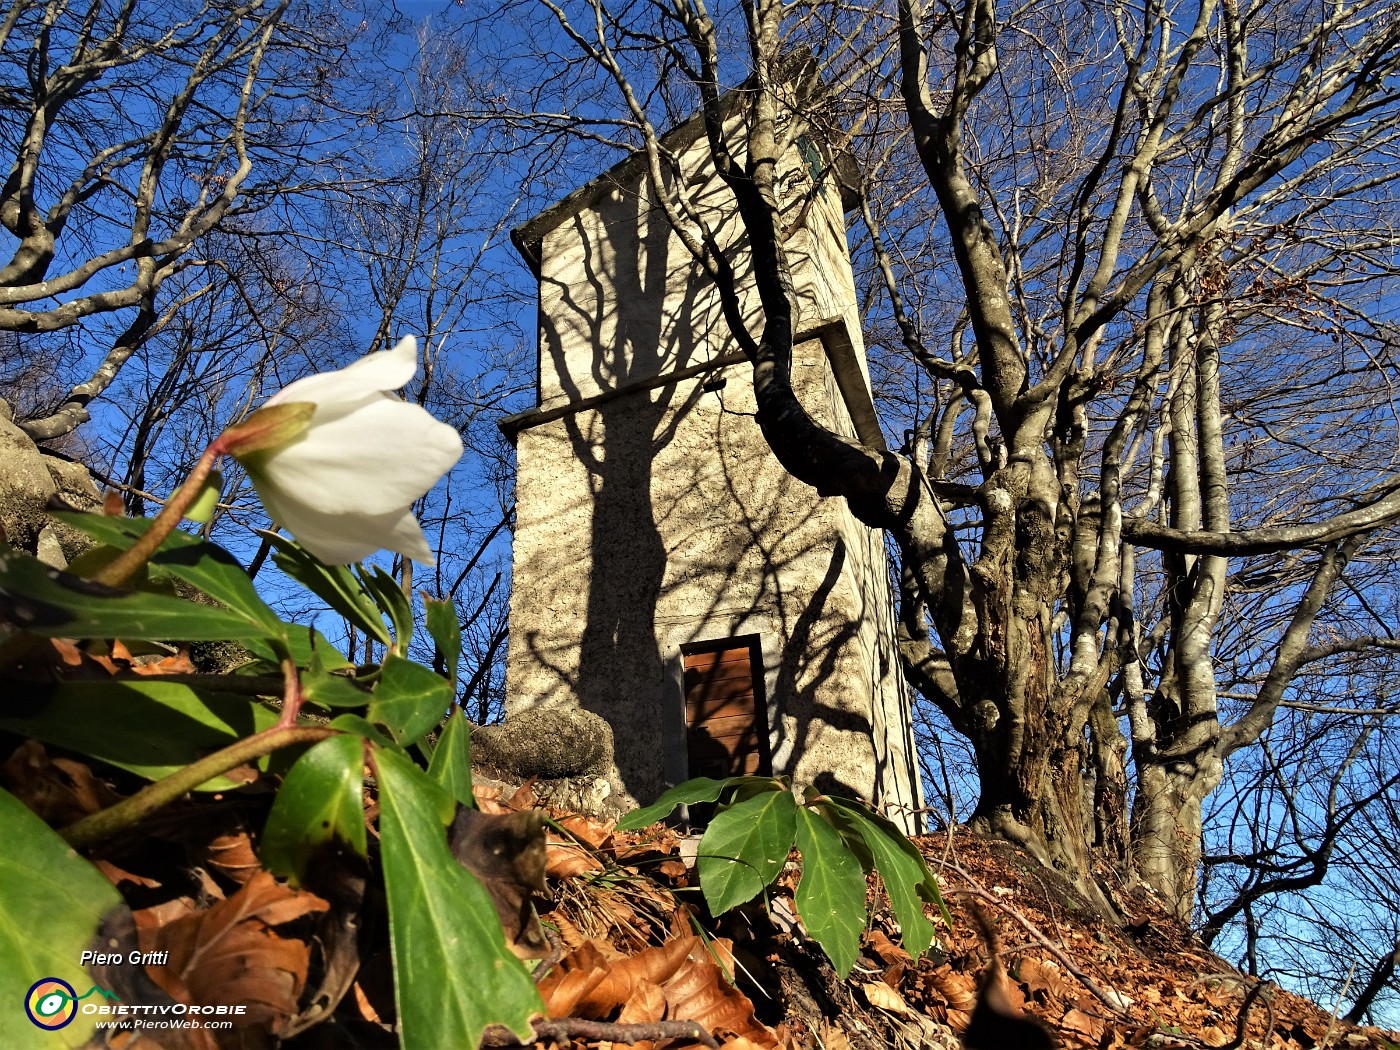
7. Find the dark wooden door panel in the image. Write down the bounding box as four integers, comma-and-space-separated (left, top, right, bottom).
683, 640, 768, 781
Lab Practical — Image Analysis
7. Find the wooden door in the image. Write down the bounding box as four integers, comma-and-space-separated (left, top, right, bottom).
684, 640, 769, 780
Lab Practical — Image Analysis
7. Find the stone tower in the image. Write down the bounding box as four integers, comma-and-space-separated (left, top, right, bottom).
500, 103, 924, 830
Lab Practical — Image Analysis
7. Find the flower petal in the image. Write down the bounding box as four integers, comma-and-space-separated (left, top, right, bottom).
256, 481, 435, 565
258, 396, 462, 516
266, 336, 420, 408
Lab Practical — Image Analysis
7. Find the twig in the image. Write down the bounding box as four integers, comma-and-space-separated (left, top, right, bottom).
1219, 980, 1272, 1050
514, 1017, 720, 1048
533, 928, 566, 984
60, 724, 336, 849
946, 861, 1135, 1017
1319, 960, 1357, 1049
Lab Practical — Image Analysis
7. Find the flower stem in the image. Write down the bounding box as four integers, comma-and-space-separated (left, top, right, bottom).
274, 651, 305, 729
93, 441, 225, 588
60, 724, 335, 850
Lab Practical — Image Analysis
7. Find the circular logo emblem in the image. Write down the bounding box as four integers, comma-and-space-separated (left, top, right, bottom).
25, 978, 77, 1030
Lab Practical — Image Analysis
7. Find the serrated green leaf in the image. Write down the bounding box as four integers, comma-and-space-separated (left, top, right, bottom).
368, 655, 452, 743
422, 596, 461, 685
359, 565, 413, 653
427, 707, 475, 808
794, 806, 867, 977
0, 680, 277, 788
261, 734, 367, 885
0, 543, 273, 643
697, 788, 797, 914
615, 776, 736, 831
374, 747, 540, 1049
263, 532, 391, 646
825, 797, 946, 951
0, 789, 124, 1048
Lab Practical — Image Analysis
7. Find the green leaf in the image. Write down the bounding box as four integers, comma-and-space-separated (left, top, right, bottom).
263, 532, 391, 646
427, 707, 475, 808
0, 788, 122, 1049
374, 747, 540, 1049
368, 655, 452, 743
262, 734, 367, 885
329, 713, 400, 749
615, 776, 736, 831
0, 543, 272, 643
249, 624, 351, 672
358, 565, 413, 653
794, 806, 868, 977
54, 513, 283, 636
825, 797, 948, 950
55, 515, 351, 670
301, 651, 370, 710
0, 680, 277, 788
723, 775, 787, 806
697, 788, 797, 914
422, 596, 461, 684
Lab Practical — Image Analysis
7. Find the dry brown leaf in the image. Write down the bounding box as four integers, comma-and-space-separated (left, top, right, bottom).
113, 640, 198, 675
654, 858, 689, 879
50, 637, 92, 668
859, 981, 914, 1017
556, 813, 614, 849
998, 970, 1030, 1012
543, 935, 695, 1018
203, 831, 262, 886
141, 870, 328, 1038
1062, 1006, 1105, 1042
473, 785, 513, 814
351, 982, 382, 1024
1017, 956, 1073, 1001
1, 739, 121, 824
612, 978, 668, 1050
662, 941, 779, 1049
508, 777, 539, 809
549, 910, 592, 950
617, 977, 667, 1024
868, 928, 911, 967
546, 838, 605, 878
1198, 1025, 1229, 1046
537, 940, 614, 1017
96, 858, 163, 895
924, 963, 978, 1012
46, 637, 199, 678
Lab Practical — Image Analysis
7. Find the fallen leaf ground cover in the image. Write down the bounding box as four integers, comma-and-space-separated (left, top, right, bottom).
6, 741, 1397, 1050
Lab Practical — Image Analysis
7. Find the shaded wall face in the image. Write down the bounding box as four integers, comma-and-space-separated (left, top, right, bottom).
785, 339, 922, 827
533, 160, 756, 411
508, 365, 870, 801
506, 126, 922, 821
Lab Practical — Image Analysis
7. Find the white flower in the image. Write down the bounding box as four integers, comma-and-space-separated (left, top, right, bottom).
228, 336, 463, 565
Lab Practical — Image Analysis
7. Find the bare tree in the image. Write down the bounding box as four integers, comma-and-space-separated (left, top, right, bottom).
310, 25, 546, 709
0, 0, 331, 442
1199, 682, 1400, 1021
516, 0, 1400, 920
